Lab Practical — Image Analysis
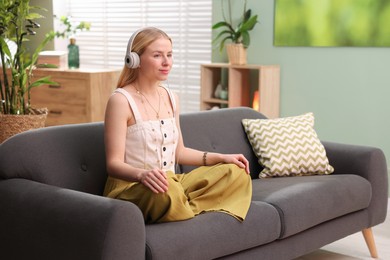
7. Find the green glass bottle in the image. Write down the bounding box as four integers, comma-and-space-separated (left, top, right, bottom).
68, 38, 79, 69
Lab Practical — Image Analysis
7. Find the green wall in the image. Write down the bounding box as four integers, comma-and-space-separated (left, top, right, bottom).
212, 0, 390, 172
25, 0, 54, 54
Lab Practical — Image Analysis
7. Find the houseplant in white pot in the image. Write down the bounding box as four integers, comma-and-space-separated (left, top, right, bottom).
212, 0, 258, 65
0, 0, 57, 143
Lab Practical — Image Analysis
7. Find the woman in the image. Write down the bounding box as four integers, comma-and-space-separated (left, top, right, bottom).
103, 27, 252, 224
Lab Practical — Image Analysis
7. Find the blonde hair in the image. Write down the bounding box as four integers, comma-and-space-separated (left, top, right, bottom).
117, 27, 172, 88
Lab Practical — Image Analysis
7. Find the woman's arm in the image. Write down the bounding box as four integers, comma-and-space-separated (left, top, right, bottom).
173, 94, 250, 174
104, 93, 169, 193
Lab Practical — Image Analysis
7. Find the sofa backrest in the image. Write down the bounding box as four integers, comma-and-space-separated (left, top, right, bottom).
179, 107, 266, 179
0, 107, 266, 194
0, 122, 107, 195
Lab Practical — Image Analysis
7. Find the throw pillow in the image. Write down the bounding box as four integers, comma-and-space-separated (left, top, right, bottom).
242, 113, 334, 178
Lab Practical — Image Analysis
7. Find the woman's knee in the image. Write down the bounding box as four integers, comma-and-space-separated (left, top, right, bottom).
218, 163, 247, 177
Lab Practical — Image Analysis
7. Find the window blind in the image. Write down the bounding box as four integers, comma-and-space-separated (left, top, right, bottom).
53, 0, 211, 112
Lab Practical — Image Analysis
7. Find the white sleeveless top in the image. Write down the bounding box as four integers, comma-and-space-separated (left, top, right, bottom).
114, 87, 179, 173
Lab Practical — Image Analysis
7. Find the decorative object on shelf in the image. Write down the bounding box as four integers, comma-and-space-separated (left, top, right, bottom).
67, 38, 79, 69
212, 0, 258, 64
0, 0, 57, 142
219, 88, 228, 100
214, 82, 223, 98
252, 90, 259, 110
219, 87, 228, 108
54, 16, 91, 69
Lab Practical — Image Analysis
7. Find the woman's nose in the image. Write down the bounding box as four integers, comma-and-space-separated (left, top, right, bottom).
162, 56, 170, 65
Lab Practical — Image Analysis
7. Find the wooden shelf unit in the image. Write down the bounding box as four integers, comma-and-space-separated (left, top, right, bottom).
200, 63, 280, 118
29, 68, 120, 126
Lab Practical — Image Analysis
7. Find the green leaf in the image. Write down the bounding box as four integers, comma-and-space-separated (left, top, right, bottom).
35, 63, 58, 68
212, 30, 233, 44
212, 21, 228, 29
240, 15, 258, 32
25, 12, 45, 20
0, 37, 12, 59
30, 31, 55, 69
219, 36, 232, 53
28, 76, 58, 91
244, 9, 252, 22
241, 31, 250, 48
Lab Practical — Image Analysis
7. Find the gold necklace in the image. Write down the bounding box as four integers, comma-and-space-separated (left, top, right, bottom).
161, 87, 172, 117
135, 86, 161, 119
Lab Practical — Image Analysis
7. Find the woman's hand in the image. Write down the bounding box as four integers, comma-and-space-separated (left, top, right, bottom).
221, 154, 250, 174
138, 168, 169, 193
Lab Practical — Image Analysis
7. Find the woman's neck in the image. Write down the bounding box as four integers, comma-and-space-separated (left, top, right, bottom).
134, 79, 160, 95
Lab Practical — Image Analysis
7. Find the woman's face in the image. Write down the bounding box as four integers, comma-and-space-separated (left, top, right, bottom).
139, 37, 173, 82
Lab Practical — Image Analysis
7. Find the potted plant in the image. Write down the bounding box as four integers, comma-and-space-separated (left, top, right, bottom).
0, 0, 57, 143
212, 0, 259, 65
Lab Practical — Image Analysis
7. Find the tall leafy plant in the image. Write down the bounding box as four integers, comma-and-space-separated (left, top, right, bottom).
212, 0, 259, 52
0, 0, 56, 115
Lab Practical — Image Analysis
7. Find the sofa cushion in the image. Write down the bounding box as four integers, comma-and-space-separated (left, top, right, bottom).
242, 113, 334, 178
251, 174, 371, 239
145, 201, 281, 260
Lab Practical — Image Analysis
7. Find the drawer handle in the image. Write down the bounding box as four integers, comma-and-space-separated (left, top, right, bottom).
49, 84, 61, 89
49, 110, 62, 115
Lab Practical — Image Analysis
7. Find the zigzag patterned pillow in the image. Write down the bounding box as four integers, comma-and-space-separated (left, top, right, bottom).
242, 113, 334, 178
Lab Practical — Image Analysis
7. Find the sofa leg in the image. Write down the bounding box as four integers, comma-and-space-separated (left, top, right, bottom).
362, 228, 378, 258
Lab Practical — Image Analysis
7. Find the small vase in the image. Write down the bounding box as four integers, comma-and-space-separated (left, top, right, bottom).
219, 89, 228, 100
68, 38, 80, 69
214, 83, 223, 98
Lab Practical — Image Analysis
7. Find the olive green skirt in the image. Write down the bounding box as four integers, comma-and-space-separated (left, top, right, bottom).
103, 163, 252, 224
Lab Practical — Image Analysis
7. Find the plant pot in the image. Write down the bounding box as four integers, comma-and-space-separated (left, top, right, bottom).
0, 108, 48, 143
226, 43, 247, 65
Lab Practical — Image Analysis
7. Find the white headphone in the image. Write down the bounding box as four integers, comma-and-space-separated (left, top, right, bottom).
125, 27, 155, 69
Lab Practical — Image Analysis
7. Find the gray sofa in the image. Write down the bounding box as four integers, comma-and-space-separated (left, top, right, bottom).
0, 107, 388, 260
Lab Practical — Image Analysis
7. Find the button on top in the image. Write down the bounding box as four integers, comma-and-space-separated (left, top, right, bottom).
161, 120, 164, 125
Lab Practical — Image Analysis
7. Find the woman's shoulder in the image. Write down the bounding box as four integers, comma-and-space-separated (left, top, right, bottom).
106, 89, 135, 125
108, 89, 128, 105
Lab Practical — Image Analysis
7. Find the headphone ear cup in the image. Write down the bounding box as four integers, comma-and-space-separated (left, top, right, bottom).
125, 51, 140, 68
130, 52, 140, 68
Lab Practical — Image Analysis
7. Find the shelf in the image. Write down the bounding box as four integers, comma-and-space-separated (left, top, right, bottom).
200, 63, 280, 118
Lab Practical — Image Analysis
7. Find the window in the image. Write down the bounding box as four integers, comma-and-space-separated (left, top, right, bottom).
53, 0, 212, 112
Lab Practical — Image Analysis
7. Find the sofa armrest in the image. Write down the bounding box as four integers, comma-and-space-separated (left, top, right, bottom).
0, 179, 145, 260
323, 141, 388, 226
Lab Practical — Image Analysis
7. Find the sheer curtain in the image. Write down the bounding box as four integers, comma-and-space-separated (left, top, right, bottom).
53, 0, 212, 112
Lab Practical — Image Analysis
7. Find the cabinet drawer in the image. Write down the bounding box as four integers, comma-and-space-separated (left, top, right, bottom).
45, 104, 87, 126
31, 77, 87, 105
30, 77, 88, 125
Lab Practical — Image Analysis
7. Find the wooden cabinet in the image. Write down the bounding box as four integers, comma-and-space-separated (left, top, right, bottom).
200, 63, 280, 118
30, 68, 120, 126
